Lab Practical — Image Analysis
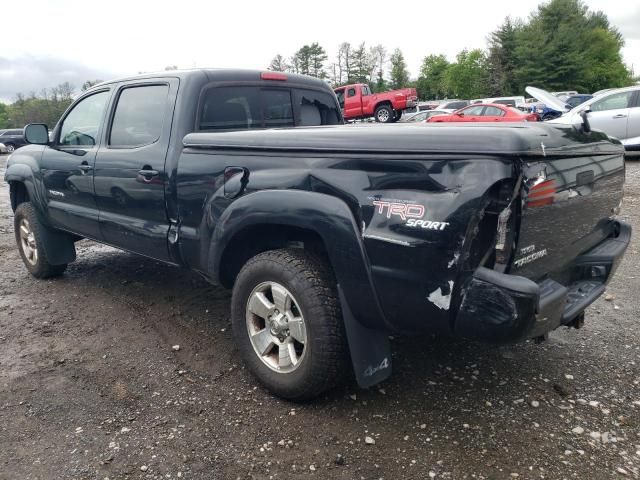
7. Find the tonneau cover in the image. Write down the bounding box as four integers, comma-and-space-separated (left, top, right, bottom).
183, 123, 623, 157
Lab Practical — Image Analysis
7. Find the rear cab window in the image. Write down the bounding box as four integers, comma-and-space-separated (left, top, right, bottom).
198, 86, 341, 131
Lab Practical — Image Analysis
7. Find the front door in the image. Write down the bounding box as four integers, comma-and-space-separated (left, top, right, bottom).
94, 79, 178, 261
587, 90, 634, 141
40, 89, 112, 239
456, 105, 485, 122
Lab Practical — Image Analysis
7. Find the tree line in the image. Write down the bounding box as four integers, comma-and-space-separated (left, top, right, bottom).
269, 0, 635, 99
0, 80, 102, 129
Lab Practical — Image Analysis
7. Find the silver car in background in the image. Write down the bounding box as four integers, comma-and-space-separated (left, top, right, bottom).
529, 85, 640, 153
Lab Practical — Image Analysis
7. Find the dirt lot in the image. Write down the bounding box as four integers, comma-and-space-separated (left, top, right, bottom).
1, 156, 639, 480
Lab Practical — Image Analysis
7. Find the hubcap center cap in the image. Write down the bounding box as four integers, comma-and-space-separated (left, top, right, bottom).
269, 312, 288, 337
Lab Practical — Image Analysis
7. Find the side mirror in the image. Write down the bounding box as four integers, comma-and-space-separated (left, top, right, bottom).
579, 107, 592, 133
24, 123, 49, 145
456, 112, 464, 117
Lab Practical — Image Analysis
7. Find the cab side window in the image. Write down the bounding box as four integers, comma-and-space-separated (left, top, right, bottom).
110, 85, 169, 148
483, 106, 505, 116
461, 106, 485, 116
59, 91, 110, 146
591, 91, 633, 112
347, 88, 356, 98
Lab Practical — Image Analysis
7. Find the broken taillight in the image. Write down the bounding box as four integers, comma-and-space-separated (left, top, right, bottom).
526, 179, 556, 208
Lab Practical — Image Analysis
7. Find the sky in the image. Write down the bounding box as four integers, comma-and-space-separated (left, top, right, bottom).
1, 0, 638, 102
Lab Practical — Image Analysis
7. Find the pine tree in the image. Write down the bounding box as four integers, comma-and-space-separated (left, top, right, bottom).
268, 54, 289, 72
389, 48, 409, 89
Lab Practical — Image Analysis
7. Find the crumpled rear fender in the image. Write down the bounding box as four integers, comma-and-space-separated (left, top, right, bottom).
209, 189, 388, 331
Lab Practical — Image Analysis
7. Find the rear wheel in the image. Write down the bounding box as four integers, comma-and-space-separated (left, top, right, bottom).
231, 249, 348, 400
14, 202, 67, 278
374, 104, 394, 123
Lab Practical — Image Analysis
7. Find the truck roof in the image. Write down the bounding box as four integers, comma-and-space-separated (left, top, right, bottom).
91, 68, 330, 90
183, 123, 622, 157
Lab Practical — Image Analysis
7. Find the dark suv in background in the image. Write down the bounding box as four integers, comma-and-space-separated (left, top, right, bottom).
0, 129, 27, 153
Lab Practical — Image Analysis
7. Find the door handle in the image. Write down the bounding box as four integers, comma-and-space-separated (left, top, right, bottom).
79, 162, 92, 173
612, 114, 627, 119
138, 168, 159, 177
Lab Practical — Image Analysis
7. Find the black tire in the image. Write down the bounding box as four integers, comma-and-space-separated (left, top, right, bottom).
392, 110, 402, 122
14, 202, 67, 278
231, 249, 348, 400
374, 104, 394, 123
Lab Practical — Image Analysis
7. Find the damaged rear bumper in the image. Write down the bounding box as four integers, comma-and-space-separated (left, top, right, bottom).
455, 221, 631, 343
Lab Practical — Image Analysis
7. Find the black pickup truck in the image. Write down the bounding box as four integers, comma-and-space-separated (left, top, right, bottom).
5, 69, 630, 400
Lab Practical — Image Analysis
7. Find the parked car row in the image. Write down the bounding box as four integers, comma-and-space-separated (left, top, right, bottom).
0, 129, 26, 154
404, 85, 639, 154
541, 85, 640, 152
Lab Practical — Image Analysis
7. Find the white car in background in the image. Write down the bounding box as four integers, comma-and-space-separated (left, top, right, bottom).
0, 143, 7, 154
399, 110, 451, 123
528, 85, 640, 153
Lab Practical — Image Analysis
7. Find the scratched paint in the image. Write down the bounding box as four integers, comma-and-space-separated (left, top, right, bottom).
428, 281, 454, 310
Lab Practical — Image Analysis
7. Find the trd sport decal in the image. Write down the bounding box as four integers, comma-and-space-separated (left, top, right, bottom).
369, 198, 449, 231
372, 200, 424, 220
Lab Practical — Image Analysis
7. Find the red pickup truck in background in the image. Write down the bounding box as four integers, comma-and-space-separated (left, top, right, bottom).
334, 83, 418, 123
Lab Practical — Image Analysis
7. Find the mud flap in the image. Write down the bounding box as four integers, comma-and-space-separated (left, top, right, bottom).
338, 285, 391, 388
38, 223, 77, 265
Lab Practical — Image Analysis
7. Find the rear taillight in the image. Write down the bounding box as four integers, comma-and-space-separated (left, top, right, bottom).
261, 72, 287, 81
526, 179, 556, 208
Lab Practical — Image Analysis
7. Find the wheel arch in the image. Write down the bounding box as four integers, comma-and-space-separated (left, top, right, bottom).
209, 190, 388, 331
374, 100, 393, 112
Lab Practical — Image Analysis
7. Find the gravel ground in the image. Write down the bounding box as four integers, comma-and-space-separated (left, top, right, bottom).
1, 155, 639, 480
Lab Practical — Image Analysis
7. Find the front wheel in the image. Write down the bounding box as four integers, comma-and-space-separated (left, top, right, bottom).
231, 249, 348, 400
374, 104, 394, 123
14, 202, 67, 278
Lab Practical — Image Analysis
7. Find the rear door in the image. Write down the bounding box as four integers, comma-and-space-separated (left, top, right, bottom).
481, 105, 506, 122
94, 79, 178, 260
623, 89, 640, 147
587, 90, 633, 140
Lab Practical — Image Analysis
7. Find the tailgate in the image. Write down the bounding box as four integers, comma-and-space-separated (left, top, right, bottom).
511, 153, 625, 280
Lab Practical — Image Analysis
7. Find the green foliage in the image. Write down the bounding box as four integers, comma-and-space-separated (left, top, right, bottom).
350, 43, 375, 83
444, 49, 489, 99
2, 82, 76, 128
270, 2, 632, 98
0, 103, 9, 129
268, 54, 289, 72
416, 54, 450, 99
81, 79, 103, 91
511, 0, 632, 92
374, 70, 387, 93
389, 49, 409, 90
291, 43, 327, 78
486, 17, 520, 96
